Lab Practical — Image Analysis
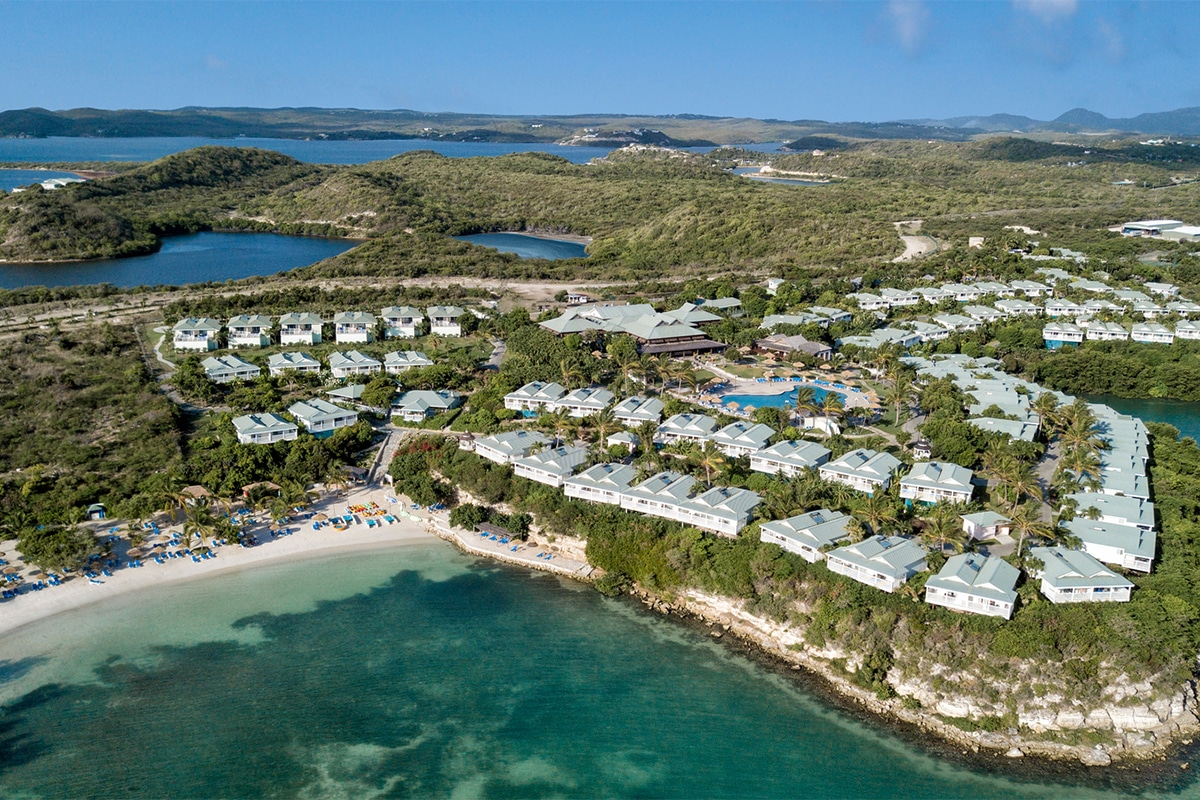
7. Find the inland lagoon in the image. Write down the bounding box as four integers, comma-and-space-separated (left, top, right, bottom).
455, 232, 589, 260
0, 231, 356, 289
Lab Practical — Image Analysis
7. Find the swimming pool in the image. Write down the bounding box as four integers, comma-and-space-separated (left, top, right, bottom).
720, 386, 831, 410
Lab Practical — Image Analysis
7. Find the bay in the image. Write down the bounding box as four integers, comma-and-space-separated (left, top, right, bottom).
0, 232, 356, 289
0, 137, 786, 167
0, 542, 1174, 799
454, 232, 589, 260
0, 137, 621, 166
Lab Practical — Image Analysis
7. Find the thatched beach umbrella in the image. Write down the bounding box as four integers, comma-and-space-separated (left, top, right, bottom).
3, 565, 21, 574
315, 513, 328, 522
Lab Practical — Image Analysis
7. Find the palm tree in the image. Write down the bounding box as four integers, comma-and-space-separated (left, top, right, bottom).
633, 420, 659, 455
696, 441, 726, 488
792, 386, 819, 420
1031, 392, 1061, 440
919, 502, 969, 554
181, 502, 218, 550
612, 350, 640, 395
853, 491, 901, 538
589, 408, 618, 446
559, 358, 585, 390
1007, 502, 1051, 559
844, 517, 868, 543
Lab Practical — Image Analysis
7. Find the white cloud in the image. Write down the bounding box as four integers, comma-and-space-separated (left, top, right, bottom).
1013, 0, 1079, 24
887, 0, 930, 54
1096, 17, 1126, 62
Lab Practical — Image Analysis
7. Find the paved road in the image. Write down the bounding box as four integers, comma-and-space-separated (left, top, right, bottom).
484, 338, 506, 370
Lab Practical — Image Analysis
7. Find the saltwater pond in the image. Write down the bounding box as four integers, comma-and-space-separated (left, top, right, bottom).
0, 231, 356, 289
0, 541, 1168, 799
454, 232, 589, 260
732, 167, 830, 186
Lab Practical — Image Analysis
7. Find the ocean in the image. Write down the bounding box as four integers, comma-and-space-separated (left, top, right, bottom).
0, 542, 1178, 798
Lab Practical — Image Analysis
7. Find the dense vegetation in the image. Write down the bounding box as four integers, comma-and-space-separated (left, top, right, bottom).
9, 136, 1200, 285
0, 322, 181, 523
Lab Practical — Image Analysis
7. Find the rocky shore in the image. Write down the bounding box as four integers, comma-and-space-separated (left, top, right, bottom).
625, 585, 1200, 769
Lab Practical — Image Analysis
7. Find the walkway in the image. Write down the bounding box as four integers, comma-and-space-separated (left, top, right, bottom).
484, 338, 506, 370
429, 518, 595, 579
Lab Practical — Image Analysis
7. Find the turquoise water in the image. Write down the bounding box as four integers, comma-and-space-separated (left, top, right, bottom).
0, 137, 620, 165
0, 541, 1173, 798
722, 385, 832, 409
0, 169, 81, 193
0, 232, 356, 289
454, 233, 589, 260
1086, 394, 1200, 441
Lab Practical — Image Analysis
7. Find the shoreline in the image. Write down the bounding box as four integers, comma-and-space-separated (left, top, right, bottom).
0, 487, 438, 641
502, 230, 593, 245
630, 585, 1200, 770
4, 483, 1197, 777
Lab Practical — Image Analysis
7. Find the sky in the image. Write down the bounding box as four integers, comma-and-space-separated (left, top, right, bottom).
3, 0, 1199, 122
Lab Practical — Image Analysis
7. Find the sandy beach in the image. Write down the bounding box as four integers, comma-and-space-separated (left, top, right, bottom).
0, 486, 439, 640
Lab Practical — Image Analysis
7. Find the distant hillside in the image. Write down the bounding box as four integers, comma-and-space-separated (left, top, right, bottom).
905, 106, 1200, 136
6, 105, 1200, 145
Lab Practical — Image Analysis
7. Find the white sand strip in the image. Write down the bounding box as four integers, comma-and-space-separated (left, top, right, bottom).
0, 487, 438, 640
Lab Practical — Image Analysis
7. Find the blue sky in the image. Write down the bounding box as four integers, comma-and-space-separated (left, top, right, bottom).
3, 1, 1198, 121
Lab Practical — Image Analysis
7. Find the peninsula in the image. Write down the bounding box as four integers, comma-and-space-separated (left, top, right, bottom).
5, 135, 1200, 773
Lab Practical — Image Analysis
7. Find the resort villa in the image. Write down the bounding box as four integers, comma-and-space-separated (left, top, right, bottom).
563, 462, 637, 505
226, 315, 273, 348
473, 430, 552, 465
554, 387, 616, 418
504, 382, 568, 414
924, 554, 1019, 619
618, 471, 760, 536
334, 311, 376, 344
709, 421, 775, 457
381, 306, 424, 339
267, 352, 321, 377
391, 390, 462, 422
427, 306, 466, 336
657, 413, 720, 445
612, 395, 665, 425
825, 536, 929, 593
749, 440, 832, 477
961, 511, 1011, 541
1064, 518, 1157, 573
232, 413, 298, 445
287, 398, 358, 437
759, 509, 852, 563
328, 350, 383, 379
1029, 547, 1134, 604
384, 351, 434, 374
512, 445, 589, 487
201, 355, 261, 384
278, 312, 324, 345
819, 449, 902, 495
173, 318, 222, 351
898, 461, 975, 505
